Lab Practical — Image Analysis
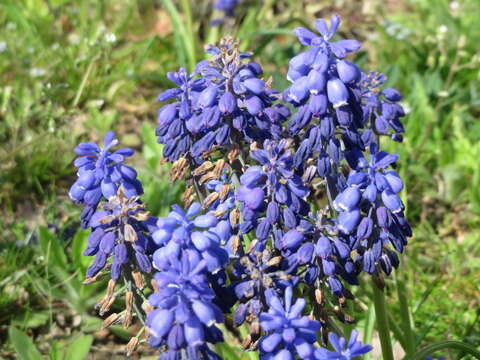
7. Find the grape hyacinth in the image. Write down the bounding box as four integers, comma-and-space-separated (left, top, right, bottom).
214, 0, 239, 18
147, 252, 224, 360
84, 186, 156, 282
68, 14, 415, 360
314, 330, 372, 360
259, 286, 321, 359
69, 131, 143, 227
152, 202, 229, 273
156, 37, 290, 162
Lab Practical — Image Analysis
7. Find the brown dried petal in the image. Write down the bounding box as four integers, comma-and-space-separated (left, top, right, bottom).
219, 184, 230, 201
182, 187, 195, 208
232, 235, 241, 255
132, 271, 144, 290
227, 146, 240, 163
213, 159, 226, 177
124, 224, 138, 242
192, 161, 214, 176
126, 337, 139, 357
132, 211, 150, 222
229, 208, 240, 228
199, 172, 216, 185
107, 279, 116, 297
266, 256, 282, 267
102, 313, 121, 329
203, 192, 219, 208
99, 296, 116, 316
315, 288, 324, 305
125, 291, 134, 313
123, 311, 133, 328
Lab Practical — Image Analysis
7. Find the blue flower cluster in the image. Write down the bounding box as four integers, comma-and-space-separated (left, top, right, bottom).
152, 203, 228, 272
69, 131, 143, 227
156, 38, 289, 162
147, 252, 224, 360
147, 203, 228, 358
214, 0, 239, 18
70, 14, 412, 360
259, 286, 320, 359
84, 187, 156, 282
69, 133, 155, 284
314, 330, 372, 360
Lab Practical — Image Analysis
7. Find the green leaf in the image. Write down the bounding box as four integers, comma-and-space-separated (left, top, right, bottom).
49, 341, 63, 360
215, 342, 242, 360
12, 311, 49, 329
71, 229, 90, 272
81, 316, 103, 333
8, 327, 43, 360
110, 325, 133, 341
64, 334, 94, 360
406, 340, 480, 360
141, 122, 163, 171
38, 226, 68, 269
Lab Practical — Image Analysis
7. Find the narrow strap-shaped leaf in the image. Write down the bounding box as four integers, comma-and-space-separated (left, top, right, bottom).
406, 340, 480, 360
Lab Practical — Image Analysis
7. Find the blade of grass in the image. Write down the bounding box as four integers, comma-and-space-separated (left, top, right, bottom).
161, 0, 195, 71
395, 271, 416, 356
406, 340, 480, 360
180, 0, 196, 67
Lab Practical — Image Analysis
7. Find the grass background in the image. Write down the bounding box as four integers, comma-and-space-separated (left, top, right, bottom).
0, 0, 479, 358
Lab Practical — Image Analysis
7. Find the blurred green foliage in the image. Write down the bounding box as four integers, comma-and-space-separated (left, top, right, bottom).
0, 0, 479, 359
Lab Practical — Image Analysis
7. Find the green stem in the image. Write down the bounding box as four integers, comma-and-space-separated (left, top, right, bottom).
372, 279, 395, 360
395, 271, 416, 356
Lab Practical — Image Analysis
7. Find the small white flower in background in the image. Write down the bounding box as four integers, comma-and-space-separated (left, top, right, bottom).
0, 41, 7, 52
401, 103, 412, 115
29, 68, 46, 77
105, 33, 117, 43
450, 1, 459, 10
438, 25, 448, 34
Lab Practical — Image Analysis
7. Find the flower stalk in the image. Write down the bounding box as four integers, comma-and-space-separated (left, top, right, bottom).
372, 278, 395, 360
